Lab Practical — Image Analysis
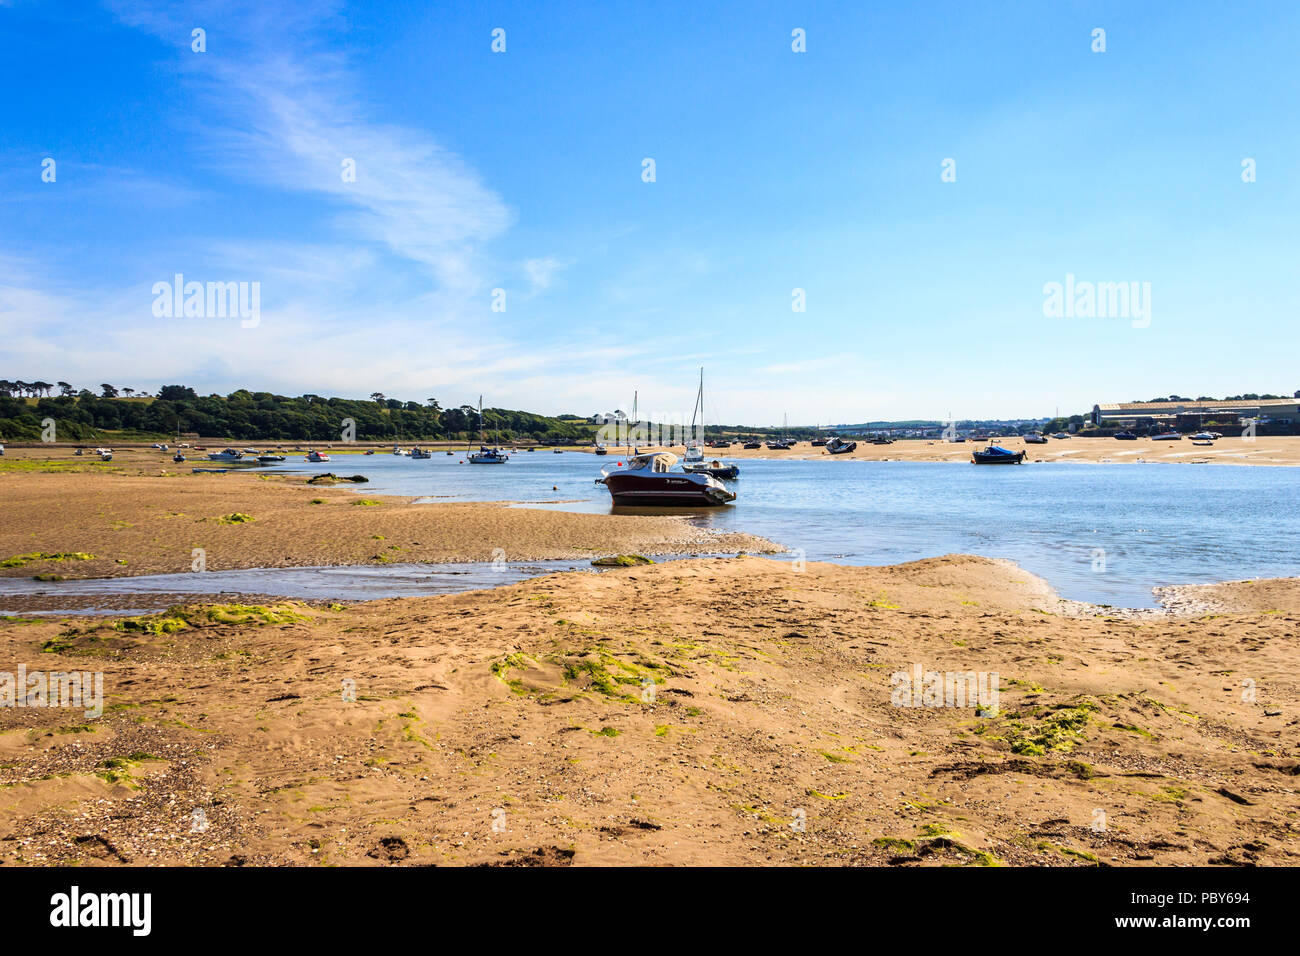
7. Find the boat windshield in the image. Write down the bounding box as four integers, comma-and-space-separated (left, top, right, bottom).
627, 452, 677, 472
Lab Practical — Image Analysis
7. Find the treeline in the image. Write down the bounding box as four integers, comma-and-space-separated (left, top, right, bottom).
1135, 392, 1300, 402
1039, 414, 1088, 434
0, 383, 594, 443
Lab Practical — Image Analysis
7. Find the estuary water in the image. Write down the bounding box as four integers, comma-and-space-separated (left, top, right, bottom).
259, 451, 1300, 607
4, 451, 1295, 612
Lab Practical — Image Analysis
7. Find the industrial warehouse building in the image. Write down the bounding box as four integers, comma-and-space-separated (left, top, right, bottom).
1092, 398, 1300, 431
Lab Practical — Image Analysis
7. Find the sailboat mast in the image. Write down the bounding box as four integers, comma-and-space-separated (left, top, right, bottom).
695, 367, 705, 442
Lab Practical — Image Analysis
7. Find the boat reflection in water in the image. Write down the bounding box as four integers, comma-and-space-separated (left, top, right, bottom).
598, 452, 735, 506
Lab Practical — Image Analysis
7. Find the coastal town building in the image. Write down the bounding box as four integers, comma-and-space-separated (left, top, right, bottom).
1092, 398, 1300, 429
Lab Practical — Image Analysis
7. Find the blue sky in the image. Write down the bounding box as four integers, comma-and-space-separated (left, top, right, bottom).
2, 0, 1298, 424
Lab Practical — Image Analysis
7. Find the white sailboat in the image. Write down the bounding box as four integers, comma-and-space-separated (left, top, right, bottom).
467, 395, 509, 464
682, 368, 739, 479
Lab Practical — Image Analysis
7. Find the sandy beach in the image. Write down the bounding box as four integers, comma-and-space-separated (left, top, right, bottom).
9, 434, 1300, 470
0, 469, 778, 582
664, 434, 1300, 466
0, 451, 1297, 867
1, 552, 1296, 866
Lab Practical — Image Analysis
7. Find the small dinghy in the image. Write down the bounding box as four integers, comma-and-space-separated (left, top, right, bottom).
972, 444, 1025, 464
702, 460, 740, 479
684, 456, 739, 480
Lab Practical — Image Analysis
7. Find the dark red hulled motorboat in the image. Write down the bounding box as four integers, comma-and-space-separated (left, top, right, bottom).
598, 452, 735, 506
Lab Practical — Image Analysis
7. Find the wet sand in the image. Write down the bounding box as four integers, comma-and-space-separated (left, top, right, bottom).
0, 470, 778, 581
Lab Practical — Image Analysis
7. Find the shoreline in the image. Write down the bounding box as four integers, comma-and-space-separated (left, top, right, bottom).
1, 459, 1296, 614
0, 469, 781, 584
9, 433, 1300, 468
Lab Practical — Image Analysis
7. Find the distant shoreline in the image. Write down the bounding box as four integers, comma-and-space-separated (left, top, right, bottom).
9, 434, 1300, 467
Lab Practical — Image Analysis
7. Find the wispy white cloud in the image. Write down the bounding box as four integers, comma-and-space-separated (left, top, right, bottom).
107, 0, 511, 294
522, 256, 572, 296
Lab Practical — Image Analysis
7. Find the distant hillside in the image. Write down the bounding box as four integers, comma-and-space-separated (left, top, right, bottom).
0, 383, 597, 443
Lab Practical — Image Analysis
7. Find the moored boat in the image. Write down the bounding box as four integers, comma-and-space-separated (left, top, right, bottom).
305, 450, 330, 462
468, 445, 508, 464
1023, 433, 1048, 444
1152, 432, 1182, 441
683, 441, 740, 479
467, 395, 510, 463
410, 447, 432, 459
206, 448, 244, 461
1113, 431, 1139, 441
826, 437, 857, 455
599, 452, 735, 506
696, 459, 740, 480
972, 444, 1025, 464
